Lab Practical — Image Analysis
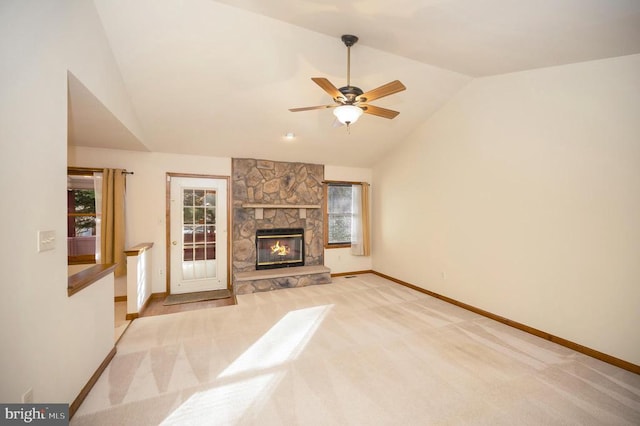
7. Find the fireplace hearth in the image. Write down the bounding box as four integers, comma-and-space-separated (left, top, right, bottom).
256, 228, 305, 270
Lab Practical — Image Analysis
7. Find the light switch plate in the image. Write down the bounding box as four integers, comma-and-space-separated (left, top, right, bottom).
38, 230, 56, 252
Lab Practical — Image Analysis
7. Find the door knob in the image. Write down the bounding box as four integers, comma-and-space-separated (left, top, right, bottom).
172, 241, 178, 245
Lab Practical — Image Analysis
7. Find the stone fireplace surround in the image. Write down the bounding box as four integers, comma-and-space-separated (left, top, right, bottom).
232, 159, 331, 294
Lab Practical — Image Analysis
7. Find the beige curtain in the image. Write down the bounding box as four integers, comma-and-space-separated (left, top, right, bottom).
101, 168, 126, 276
351, 183, 371, 256
361, 183, 371, 256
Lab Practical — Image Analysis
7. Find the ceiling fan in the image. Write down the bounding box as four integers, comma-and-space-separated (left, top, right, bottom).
289, 34, 406, 128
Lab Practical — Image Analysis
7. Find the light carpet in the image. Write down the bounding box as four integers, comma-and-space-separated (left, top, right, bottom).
71, 274, 640, 425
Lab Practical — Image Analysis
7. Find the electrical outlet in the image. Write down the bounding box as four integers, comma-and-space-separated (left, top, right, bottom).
22, 388, 33, 403
441, 271, 447, 280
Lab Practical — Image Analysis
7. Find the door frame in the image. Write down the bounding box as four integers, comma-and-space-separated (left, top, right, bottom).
165, 172, 231, 294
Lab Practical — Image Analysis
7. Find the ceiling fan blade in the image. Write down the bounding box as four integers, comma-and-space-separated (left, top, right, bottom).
357, 80, 406, 103
312, 77, 345, 101
361, 104, 400, 119
289, 104, 336, 112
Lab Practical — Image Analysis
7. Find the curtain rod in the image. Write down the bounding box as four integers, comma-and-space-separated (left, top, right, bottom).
68, 167, 134, 175
323, 180, 369, 185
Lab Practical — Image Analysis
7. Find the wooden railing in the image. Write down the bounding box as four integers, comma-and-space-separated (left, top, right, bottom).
68, 263, 116, 296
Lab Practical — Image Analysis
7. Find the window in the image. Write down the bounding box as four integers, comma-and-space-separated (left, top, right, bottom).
324, 182, 353, 247
67, 170, 98, 264
182, 188, 217, 263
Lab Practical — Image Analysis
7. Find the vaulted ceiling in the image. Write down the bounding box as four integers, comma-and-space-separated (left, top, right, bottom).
69, 0, 640, 167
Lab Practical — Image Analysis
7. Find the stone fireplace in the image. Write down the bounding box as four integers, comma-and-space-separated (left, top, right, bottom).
256, 228, 305, 270
232, 159, 331, 294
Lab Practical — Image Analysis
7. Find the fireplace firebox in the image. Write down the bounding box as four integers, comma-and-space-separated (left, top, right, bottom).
255, 228, 305, 270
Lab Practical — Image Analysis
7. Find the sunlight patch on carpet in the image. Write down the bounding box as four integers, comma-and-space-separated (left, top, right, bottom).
161, 304, 333, 425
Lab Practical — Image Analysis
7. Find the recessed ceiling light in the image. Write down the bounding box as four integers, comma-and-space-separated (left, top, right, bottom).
283, 132, 296, 140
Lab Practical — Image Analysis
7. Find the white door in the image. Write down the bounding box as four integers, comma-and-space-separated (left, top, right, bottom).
169, 176, 227, 294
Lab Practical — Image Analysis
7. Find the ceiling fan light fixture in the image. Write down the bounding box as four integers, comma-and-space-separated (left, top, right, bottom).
333, 104, 363, 125
289, 34, 405, 126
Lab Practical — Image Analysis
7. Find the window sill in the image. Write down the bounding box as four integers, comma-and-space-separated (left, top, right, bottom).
68, 263, 117, 297
325, 243, 351, 249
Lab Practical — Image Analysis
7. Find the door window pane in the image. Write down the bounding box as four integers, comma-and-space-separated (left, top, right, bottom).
181, 188, 217, 274
183, 207, 194, 223
206, 207, 216, 223
205, 191, 216, 207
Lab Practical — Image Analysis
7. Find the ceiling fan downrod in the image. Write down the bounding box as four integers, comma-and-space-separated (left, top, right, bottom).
341, 35, 358, 88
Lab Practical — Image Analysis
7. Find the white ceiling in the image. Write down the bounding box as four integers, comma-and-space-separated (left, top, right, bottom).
69, 0, 640, 167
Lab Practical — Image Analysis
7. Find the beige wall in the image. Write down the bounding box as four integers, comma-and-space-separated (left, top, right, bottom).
0, 0, 130, 404
373, 54, 640, 365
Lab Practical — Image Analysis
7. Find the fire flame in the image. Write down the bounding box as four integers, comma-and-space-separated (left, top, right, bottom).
271, 241, 290, 256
